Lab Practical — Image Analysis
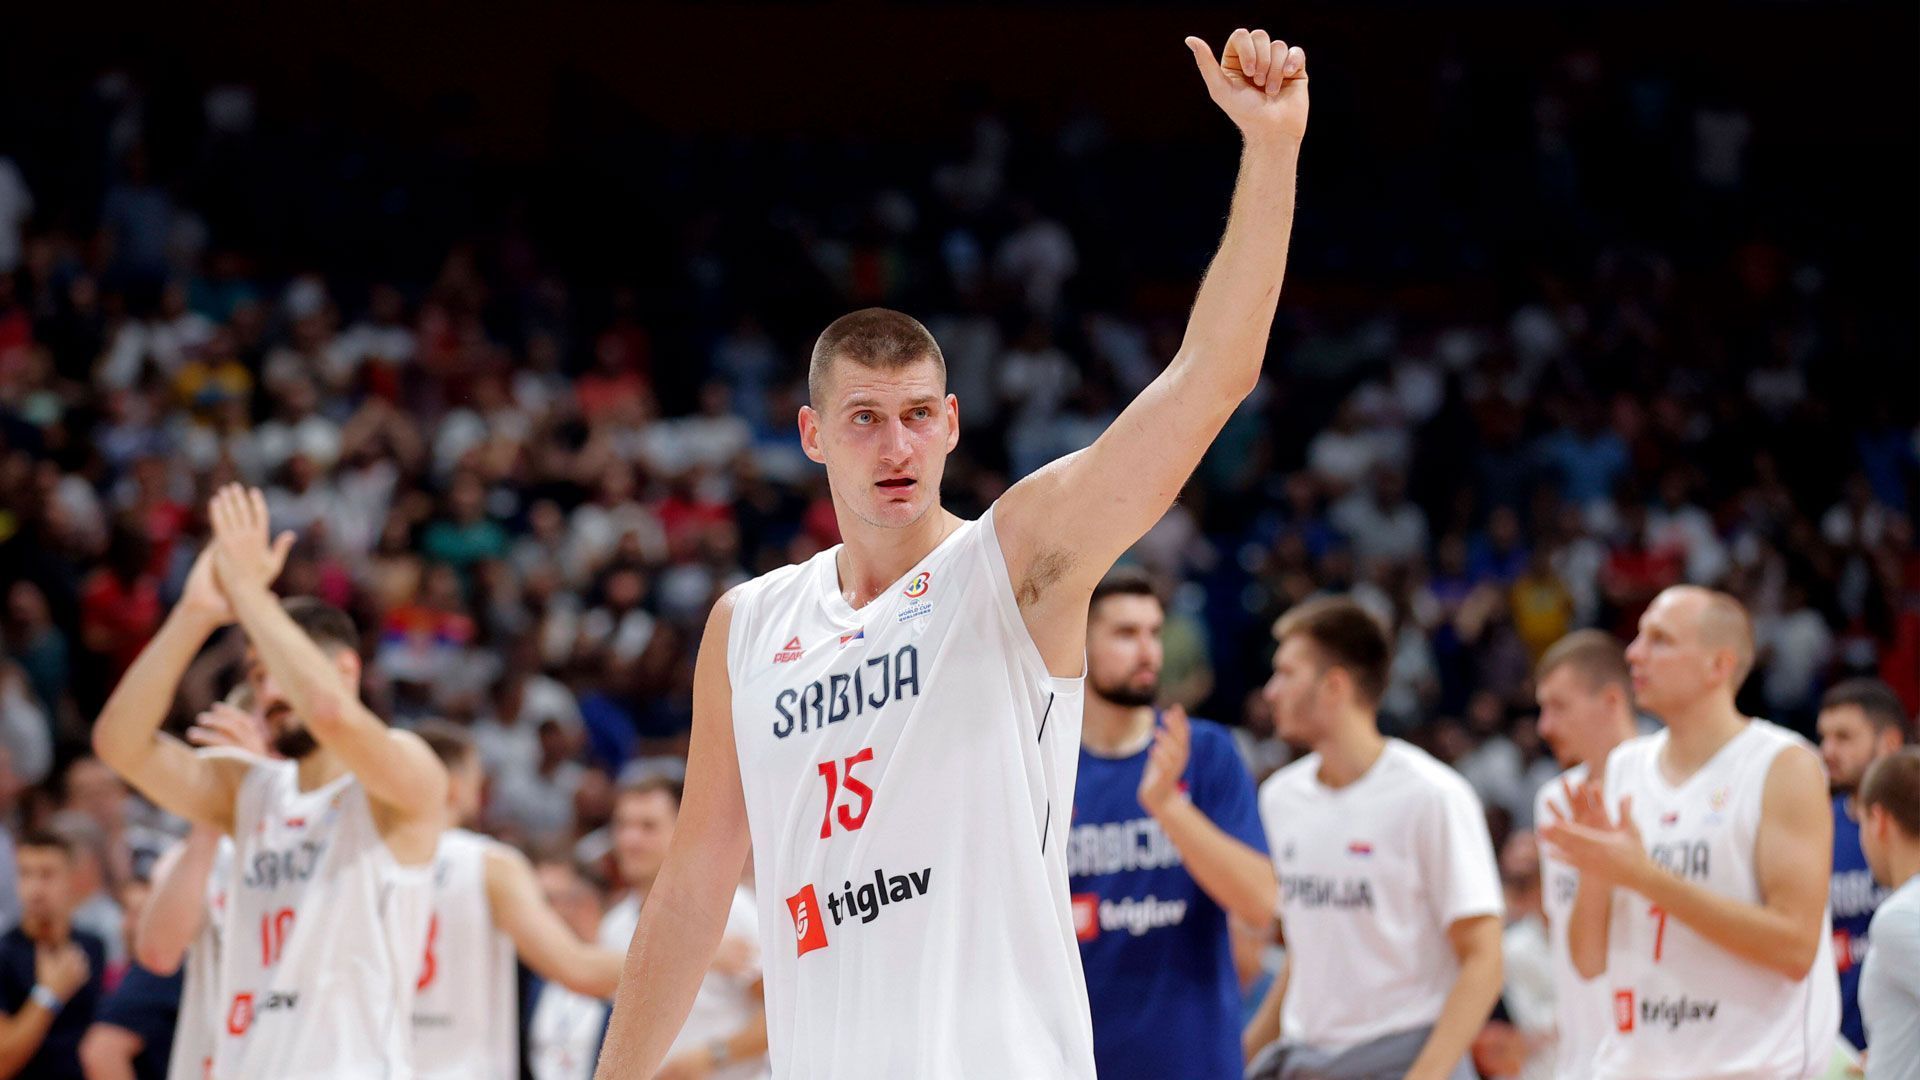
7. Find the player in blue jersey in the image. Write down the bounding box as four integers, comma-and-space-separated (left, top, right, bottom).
1816, 677, 1912, 1052
1067, 569, 1274, 1080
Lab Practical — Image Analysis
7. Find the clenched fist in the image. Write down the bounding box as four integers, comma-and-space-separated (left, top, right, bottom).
1186, 29, 1309, 146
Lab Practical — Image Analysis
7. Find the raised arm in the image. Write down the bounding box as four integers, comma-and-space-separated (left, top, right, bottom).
595, 588, 754, 1079
133, 826, 222, 976
996, 31, 1308, 615
208, 485, 447, 824
1138, 709, 1277, 926
484, 845, 624, 998
90, 549, 260, 833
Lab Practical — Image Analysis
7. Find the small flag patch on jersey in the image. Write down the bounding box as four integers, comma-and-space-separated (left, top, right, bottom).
1347, 841, 1373, 857
838, 629, 865, 647
774, 636, 804, 663
1660, 812, 1680, 826
283, 817, 305, 828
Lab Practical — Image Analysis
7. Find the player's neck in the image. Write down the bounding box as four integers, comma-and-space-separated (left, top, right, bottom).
1082, 699, 1155, 758
1888, 844, 1920, 892
1657, 698, 1748, 780
1313, 714, 1387, 789
833, 509, 963, 609
1580, 715, 1639, 776
296, 749, 349, 793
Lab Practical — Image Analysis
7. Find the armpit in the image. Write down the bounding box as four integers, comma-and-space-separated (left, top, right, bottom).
1016, 547, 1078, 608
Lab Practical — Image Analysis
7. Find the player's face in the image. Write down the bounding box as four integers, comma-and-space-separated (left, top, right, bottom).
1086, 595, 1164, 708
1818, 705, 1893, 795
1860, 804, 1894, 886
1623, 591, 1716, 718
1535, 665, 1617, 769
799, 359, 958, 532
247, 647, 350, 759
15, 846, 73, 931
611, 790, 678, 888
1263, 636, 1330, 746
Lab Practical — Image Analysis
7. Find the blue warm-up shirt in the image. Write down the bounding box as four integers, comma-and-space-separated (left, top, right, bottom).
1833, 794, 1891, 1049
1067, 715, 1268, 1080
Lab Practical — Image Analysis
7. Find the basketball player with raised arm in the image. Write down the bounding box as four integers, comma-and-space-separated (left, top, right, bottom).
411, 723, 625, 1080
1530, 630, 1641, 1079
595, 28, 1310, 1080
1540, 586, 1839, 1079
92, 484, 449, 1079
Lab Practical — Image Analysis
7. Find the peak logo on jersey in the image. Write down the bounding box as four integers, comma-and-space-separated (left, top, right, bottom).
1071, 893, 1099, 941
1346, 840, 1373, 857
1659, 812, 1680, 826
903, 572, 931, 599
838, 629, 865, 648
774, 637, 805, 664
787, 885, 829, 956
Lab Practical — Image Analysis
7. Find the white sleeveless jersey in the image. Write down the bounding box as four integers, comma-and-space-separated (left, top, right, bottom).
1536, 765, 1610, 1080
727, 506, 1094, 1079
167, 836, 234, 1080
414, 829, 518, 1080
1597, 722, 1839, 1079
215, 760, 436, 1079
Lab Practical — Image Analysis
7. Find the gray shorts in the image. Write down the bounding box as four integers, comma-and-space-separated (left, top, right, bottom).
1245, 1026, 1476, 1080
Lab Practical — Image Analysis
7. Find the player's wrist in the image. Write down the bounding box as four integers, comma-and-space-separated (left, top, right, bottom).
29, 983, 64, 1011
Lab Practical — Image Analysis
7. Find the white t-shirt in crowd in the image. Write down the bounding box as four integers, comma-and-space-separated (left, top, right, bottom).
1861, 874, 1920, 1080
1259, 738, 1504, 1050
598, 887, 768, 1080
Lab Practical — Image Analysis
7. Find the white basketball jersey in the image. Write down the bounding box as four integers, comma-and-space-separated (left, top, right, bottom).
215, 760, 436, 1079
728, 507, 1094, 1079
414, 829, 518, 1080
1536, 765, 1610, 1080
1597, 722, 1839, 1079
167, 836, 234, 1080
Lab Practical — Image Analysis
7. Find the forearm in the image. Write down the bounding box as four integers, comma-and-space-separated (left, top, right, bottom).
92, 607, 217, 769
1631, 868, 1820, 978
548, 940, 623, 999
78, 1026, 142, 1080
592, 859, 737, 1078
1567, 877, 1612, 979
224, 580, 354, 733
1152, 799, 1277, 927
1175, 139, 1301, 387
1243, 953, 1287, 1063
1406, 937, 1504, 1080
0, 1006, 56, 1077
135, 829, 220, 974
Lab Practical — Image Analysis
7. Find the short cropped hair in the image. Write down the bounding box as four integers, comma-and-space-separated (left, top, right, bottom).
615, 774, 683, 810
1537, 630, 1630, 693
415, 720, 478, 769
1090, 567, 1162, 620
1859, 748, 1920, 837
1820, 678, 1911, 740
808, 308, 945, 405
1274, 596, 1392, 706
283, 597, 360, 656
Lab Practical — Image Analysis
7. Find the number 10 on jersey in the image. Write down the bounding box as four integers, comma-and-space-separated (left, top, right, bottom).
818, 748, 876, 839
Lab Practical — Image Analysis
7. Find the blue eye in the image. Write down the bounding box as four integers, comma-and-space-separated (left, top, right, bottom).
853, 412, 874, 425
911, 408, 931, 420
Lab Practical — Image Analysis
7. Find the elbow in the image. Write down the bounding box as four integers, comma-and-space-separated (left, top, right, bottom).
300, 694, 352, 742
90, 723, 126, 770
134, 938, 184, 977
1772, 937, 1822, 981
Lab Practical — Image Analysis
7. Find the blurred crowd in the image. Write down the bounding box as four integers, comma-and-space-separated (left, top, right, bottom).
0, 40, 1913, 1037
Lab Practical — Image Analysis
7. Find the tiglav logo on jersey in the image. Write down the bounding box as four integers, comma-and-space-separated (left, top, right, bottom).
786, 865, 934, 957
774, 636, 804, 664
1615, 993, 1719, 1033
1074, 894, 1188, 941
